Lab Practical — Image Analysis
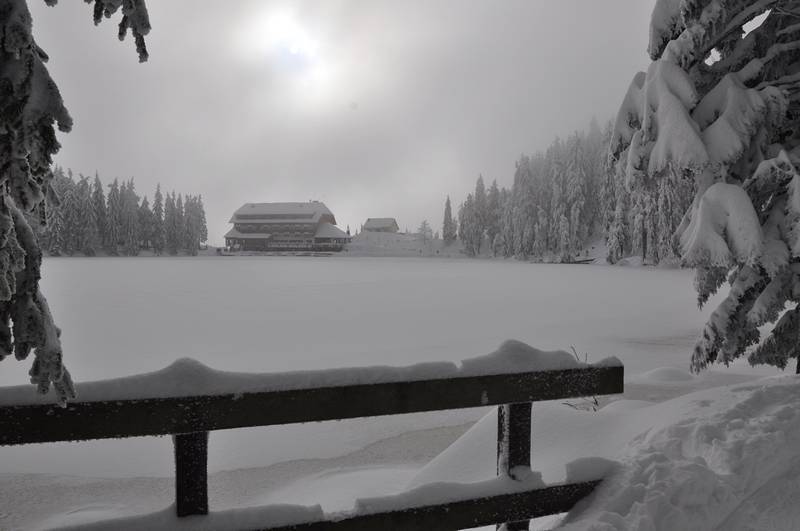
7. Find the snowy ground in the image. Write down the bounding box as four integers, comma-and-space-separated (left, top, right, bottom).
0, 256, 782, 529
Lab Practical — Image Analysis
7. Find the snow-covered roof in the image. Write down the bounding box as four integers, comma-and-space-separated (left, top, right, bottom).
363, 218, 399, 230
229, 202, 335, 224
224, 228, 271, 240
314, 222, 349, 240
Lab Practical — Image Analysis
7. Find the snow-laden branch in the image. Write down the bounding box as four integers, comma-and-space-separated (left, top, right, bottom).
680, 182, 762, 268
0, 0, 150, 404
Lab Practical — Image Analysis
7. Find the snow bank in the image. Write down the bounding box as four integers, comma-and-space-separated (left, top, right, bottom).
412, 376, 800, 531
459, 340, 600, 375
0, 340, 618, 406
630, 366, 695, 383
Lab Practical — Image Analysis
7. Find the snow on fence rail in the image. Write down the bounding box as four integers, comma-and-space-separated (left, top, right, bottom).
0, 341, 623, 530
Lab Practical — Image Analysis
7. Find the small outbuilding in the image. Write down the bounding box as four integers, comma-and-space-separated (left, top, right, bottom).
363, 218, 400, 233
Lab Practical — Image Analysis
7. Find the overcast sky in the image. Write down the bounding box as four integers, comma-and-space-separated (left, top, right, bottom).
30, 1, 653, 244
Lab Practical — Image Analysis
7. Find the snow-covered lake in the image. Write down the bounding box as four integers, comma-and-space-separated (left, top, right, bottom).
0, 256, 773, 529
2, 255, 723, 388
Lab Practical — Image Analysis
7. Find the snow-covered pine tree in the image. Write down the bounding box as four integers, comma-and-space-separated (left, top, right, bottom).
164, 192, 178, 255
614, 0, 800, 372
499, 191, 515, 257
600, 127, 618, 240
536, 210, 549, 258
491, 232, 502, 257
197, 194, 208, 245
442, 196, 457, 244
629, 193, 646, 260
138, 195, 154, 251
606, 202, 628, 264
0, 0, 150, 402
151, 184, 165, 255
76, 176, 98, 255
581, 118, 607, 233
452, 123, 611, 262
182, 195, 201, 256
458, 194, 482, 256
175, 193, 185, 252
557, 213, 570, 263
91, 173, 107, 249
644, 194, 658, 264
60, 171, 79, 255
473, 175, 488, 247
520, 216, 535, 258
417, 219, 433, 243
121, 180, 140, 256
106, 179, 122, 254
486, 180, 501, 248
565, 133, 586, 254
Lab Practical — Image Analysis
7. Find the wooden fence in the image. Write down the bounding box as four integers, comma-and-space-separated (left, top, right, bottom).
0, 364, 623, 530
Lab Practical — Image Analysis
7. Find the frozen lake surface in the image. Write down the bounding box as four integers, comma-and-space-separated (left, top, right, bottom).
0, 256, 775, 529
1, 255, 728, 388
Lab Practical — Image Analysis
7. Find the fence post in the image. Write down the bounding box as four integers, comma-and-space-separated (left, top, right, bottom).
174, 431, 209, 517
497, 402, 532, 531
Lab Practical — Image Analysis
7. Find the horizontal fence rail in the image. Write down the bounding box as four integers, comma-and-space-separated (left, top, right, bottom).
0, 363, 624, 530
0, 365, 623, 445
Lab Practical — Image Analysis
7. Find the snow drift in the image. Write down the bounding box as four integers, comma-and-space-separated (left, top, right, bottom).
411, 375, 800, 530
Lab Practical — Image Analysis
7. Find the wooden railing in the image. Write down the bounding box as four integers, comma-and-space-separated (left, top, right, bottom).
0, 363, 623, 530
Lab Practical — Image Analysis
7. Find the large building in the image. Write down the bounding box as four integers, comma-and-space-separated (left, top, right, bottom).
225, 202, 350, 252
363, 218, 399, 233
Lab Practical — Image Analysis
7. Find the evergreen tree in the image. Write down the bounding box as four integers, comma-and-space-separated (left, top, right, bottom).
43, 167, 70, 255
614, 0, 800, 372
486, 180, 501, 248
59, 171, 79, 255
138, 196, 154, 251
451, 121, 613, 263
442, 196, 457, 244
197, 195, 208, 244
458, 194, 482, 257
473, 175, 487, 252
182, 195, 202, 256
106, 179, 123, 254
0, 0, 150, 402
417, 219, 433, 242
606, 191, 628, 264
151, 184, 165, 255
164, 192, 179, 255
557, 213, 570, 262
175, 193, 185, 251
75, 176, 98, 255
91, 173, 107, 249
121, 180, 140, 256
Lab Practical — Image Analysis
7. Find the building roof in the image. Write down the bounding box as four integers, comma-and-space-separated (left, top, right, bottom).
229, 202, 335, 224
224, 228, 272, 240
363, 217, 399, 230
314, 222, 349, 240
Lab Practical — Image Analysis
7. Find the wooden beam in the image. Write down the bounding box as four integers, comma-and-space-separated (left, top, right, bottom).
0, 365, 622, 445
260, 481, 602, 531
174, 431, 209, 517
496, 403, 532, 530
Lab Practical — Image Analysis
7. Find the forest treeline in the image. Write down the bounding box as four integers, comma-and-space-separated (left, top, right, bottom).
444, 119, 695, 264
33, 167, 208, 256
